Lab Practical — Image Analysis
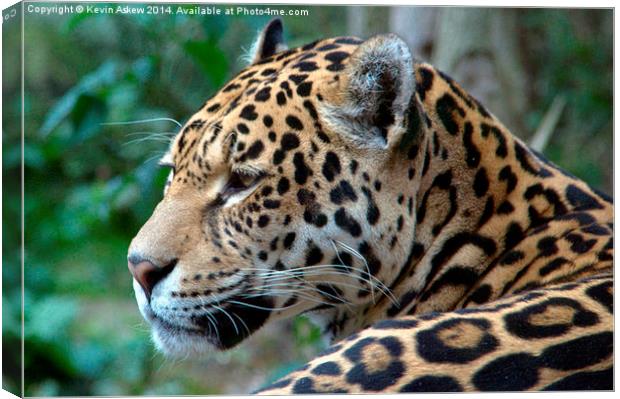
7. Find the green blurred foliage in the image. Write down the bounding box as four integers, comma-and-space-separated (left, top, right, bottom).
1, 5, 611, 396
521, 9, 613, 190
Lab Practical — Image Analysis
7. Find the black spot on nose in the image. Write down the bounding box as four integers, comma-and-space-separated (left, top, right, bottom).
128, 255, 177, 301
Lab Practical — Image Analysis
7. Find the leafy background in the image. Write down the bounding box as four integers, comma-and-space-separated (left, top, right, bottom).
2, 4, 612, 396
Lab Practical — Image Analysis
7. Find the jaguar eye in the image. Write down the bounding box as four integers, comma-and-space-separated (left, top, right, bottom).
223, 170, 264, 197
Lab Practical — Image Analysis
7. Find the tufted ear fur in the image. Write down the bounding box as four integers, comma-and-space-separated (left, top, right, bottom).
321, 34, 416, 149
249, 18, 288, 64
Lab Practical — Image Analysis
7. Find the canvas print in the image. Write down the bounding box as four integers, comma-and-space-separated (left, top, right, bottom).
2, 2, 613, 396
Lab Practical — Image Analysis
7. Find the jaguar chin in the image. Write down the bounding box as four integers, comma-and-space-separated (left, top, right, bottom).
131, 273, 277, 355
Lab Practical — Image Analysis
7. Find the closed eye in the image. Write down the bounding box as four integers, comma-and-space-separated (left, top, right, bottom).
222, 169, 265, 198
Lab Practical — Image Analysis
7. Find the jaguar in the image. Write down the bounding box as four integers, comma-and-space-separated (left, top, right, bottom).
127, 19, 613, 392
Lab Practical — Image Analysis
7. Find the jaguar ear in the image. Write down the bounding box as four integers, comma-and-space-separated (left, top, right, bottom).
249, 18, 288, 64
322, 34, 416, 149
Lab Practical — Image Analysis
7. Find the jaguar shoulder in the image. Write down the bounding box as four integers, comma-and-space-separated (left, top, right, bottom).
128, 18, 613, 393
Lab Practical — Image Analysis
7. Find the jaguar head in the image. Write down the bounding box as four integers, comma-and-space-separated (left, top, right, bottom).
128, 19, 424, 355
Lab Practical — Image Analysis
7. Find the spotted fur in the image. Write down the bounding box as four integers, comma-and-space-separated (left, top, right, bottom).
128, 19, 613, 392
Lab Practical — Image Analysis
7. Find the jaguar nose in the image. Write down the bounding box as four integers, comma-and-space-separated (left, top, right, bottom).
127, 254, 177, 301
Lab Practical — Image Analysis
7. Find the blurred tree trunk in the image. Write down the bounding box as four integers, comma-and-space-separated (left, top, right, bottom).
349, 7, 390, 38
389, 7, 438, 61
432, 8, 528, 136
348, 7, 367, 37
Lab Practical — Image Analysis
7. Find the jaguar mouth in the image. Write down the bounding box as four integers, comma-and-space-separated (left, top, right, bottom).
145, 293, 276, 354
190, 294, 275, 349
